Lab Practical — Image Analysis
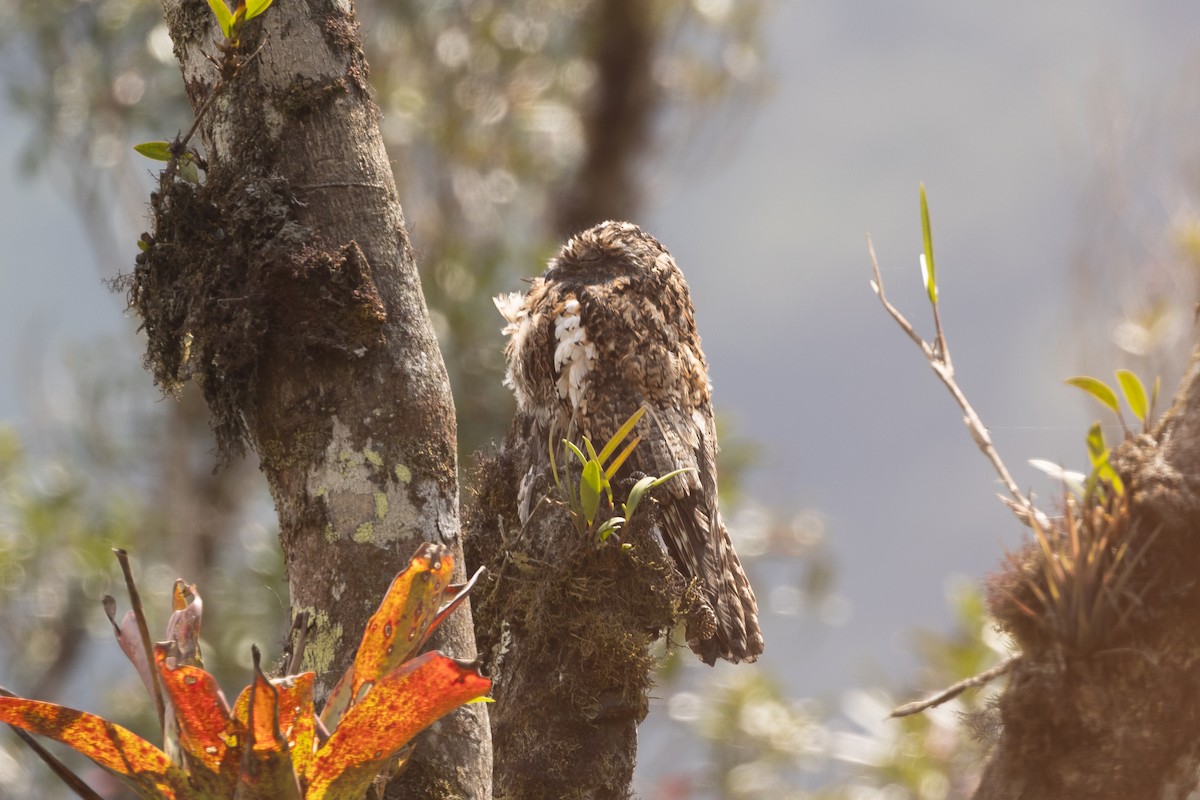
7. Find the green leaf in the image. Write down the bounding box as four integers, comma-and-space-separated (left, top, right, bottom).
563, 441, 588, 468
1097, 461, 1124, 495
1085, 422, 1108, 467
1066, 376, 1120, 415
178, 159, 200, 185
1115, 369, 1148, 423
595, 517, 624, 543
622, 468, 694, 522
245, 0, 273, 20
920, 183, 937, 305
597, 407, 647, 465
206, 0, 234, 38
622, 475, 657, 523
133, 141, 174, 161
136, 238, 150, 252
604, 435, 640, 481
580, 460, 602, 525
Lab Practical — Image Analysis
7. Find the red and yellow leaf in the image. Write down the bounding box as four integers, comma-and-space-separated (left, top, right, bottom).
305, 651, 490, 800
231, 651, 302, 800
155, 644, 238, 785
0, 695, 182, 799
275, 672, 316, 779
320, 543, 455, 728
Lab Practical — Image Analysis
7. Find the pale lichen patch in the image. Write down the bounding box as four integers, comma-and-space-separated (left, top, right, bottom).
300, 608, 343, 676
306, 417, 447, 548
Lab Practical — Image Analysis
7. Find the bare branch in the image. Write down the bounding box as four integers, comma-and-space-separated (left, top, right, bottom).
867, 234, 1038, 525
113, 548, 166, 733
890, 655, 1020, 718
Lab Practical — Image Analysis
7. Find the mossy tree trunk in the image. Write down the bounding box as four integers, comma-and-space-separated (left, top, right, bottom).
465, 419, 681, 800
142, 2, 491, 796
978, 347, 1200, 799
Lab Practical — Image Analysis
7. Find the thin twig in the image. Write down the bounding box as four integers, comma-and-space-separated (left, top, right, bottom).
287, 610, 310, 676
113, 549, 166, 732
161, 39, 268, 189
867, 234, 1037, 524
0, 687, 105, 800
890, 655, 1020, 718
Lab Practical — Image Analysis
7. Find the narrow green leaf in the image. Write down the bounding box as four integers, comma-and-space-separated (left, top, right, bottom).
580, 461, 602, 525
644, 467, 695, 491
1085, 422, 1107, 467
133, 141, 174, 161
622, 468, 694, 522
596, 518, 624, 543
1097, 462, 1125, 496
563, 441, 588, 468
137, 238, 150, 252
622, 476, 657, 522
920, 183, 937, 305
604, 436, 641, 481
583, 436, 600, 464
1115, 369, 1148, 423
597, 407, 647, 465
245, 0, 273, 20
1066, 376, 1120, 415
205, 0, 234, 38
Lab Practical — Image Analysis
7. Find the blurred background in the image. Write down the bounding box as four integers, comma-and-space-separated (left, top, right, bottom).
3, 0, 1200, 797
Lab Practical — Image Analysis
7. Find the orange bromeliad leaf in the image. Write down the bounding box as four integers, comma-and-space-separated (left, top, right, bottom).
154, 644, 238, 789
320, 543, 456, 729
304, 651, 491, 800
5, 542, 491, 799
276, 672, 316, 780
0, 695, 183, 800
230, 648, 302, 800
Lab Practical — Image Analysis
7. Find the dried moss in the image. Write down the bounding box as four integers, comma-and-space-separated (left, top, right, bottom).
980, 433, 1200, 795
119, 168, 386, 458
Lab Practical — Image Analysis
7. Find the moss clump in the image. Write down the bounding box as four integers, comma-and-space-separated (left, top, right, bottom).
119, 168, 386, 458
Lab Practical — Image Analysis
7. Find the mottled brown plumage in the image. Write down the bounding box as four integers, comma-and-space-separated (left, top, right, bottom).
495, 220, 764, 665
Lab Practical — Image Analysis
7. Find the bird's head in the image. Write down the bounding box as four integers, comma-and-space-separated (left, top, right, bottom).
545, 220, 673, 285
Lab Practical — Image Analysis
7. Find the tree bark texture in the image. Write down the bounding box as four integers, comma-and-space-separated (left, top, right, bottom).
979, 347, 1200, 799
465, 415, 685, 800
140, 2, 491, 796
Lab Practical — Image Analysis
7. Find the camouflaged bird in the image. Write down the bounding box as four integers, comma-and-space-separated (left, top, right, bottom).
495, 220, 764, 665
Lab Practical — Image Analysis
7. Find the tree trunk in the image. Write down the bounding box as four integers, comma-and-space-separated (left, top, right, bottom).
978, 347, 1200, 799
142, 2, 491, 796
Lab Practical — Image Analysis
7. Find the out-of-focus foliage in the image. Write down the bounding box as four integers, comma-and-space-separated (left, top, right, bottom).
0, 346, 285, 797
1069, 68, 1200, 384
650, 582, 1001, 799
